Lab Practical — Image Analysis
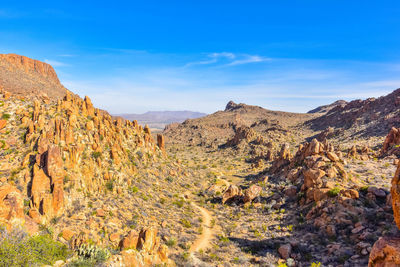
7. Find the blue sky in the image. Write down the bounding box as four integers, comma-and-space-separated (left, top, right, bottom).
0, 1, 400, 113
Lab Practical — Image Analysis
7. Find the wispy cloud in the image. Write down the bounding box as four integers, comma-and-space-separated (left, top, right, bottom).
58, 54, 76, 58
54, 50, 400, 114
226, 55, 271, 66
361, 80, 400, 88
185, 52, 270, 67
44, 59, 69, 67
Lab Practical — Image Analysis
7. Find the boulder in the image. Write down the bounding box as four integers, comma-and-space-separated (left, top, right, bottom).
243, 185, 262, 203
278, 244, 292, 259
222, 185, 241, 204
369, 236, 400, 266
326, 151, 340, 162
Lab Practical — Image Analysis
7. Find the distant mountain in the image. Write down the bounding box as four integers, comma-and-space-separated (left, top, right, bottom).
114, 111, 207, 130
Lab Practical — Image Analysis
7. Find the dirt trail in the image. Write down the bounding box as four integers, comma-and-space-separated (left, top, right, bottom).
189, 202, 213, 253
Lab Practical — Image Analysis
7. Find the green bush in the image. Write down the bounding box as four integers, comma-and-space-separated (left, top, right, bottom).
181, 219, 192, 228
105, 180, 114, 191
0, 229, 70, 266
328, 187, 341, 197
130, 186, 139, 193
91, 151, 102, 160
1, 113, 10, 120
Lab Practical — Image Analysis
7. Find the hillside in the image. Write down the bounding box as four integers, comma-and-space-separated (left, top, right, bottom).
307, 100, 348, 114
163, 100, 317, 147
163, 91, 400, 266
307, 88, 400, 139
0, 54, 68, 100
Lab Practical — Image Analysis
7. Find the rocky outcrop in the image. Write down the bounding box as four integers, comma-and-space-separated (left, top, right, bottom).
17, 91, 166, 225
391, 162, 400, 229
269, 143, 292, 173
110, 227, 173, 266
226, 126, 257, 147
381, 127, 400, 156
157, 134, 165, 153
29, 142, 65, 223
270, 139, 350, 204
0, 54, 67, 99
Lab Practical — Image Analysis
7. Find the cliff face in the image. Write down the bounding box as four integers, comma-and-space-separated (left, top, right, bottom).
0, 53, 67, 100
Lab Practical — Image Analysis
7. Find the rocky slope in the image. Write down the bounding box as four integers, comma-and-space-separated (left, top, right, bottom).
307, 88, 400, 139
0, 89, 191, 265
0, 53, 67, 100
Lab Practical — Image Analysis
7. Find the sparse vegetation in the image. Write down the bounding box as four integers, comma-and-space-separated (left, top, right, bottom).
0, 229, 70, 266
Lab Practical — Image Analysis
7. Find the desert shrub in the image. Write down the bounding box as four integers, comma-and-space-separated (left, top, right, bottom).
173, 198, 184, 208
166, 237, 176, 247
181, 219, 192, 228
105, 180, 114, 191
91, 151, 102, 160
328, 187, 341, 197
69, 244, 110, 267
0, 228, 70, 266
1, 113, 10, 120
130, 186, 139, 193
